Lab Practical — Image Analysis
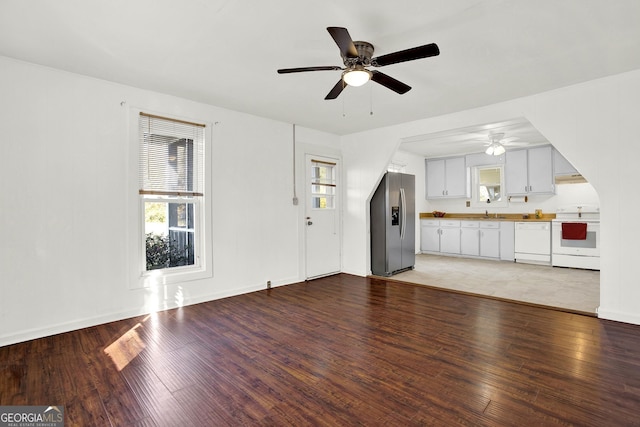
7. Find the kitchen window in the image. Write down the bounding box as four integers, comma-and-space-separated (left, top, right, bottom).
471, 165, 507, 207
135, 112, 212, 287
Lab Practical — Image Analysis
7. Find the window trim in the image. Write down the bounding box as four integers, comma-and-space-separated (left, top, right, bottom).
470, 164, 508, 208
128, 108, 213, 289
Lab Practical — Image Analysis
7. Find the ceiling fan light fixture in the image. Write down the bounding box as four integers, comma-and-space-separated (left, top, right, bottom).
486, 142, 505, 156
342, 67, 372, 87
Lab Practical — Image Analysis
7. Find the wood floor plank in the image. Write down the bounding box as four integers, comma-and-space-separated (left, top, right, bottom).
2, 274, 640, 425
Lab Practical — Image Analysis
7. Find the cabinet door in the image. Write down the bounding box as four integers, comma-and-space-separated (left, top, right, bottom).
499, 222, 515, 261
440, 227, 461, 254
553, 149, 578, 176
421, 225, 440, 252
527, 146, 554, 194
480, 228, 500, 258
425, 159, 446, 198
505, 149, 528, 195
445, 157, 467, 197
460, 227, 479, 256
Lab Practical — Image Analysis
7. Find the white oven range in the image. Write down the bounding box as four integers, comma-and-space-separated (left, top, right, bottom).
551, 205, 600, 270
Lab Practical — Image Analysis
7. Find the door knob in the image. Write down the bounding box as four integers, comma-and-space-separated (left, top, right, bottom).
307, 221, 313, 225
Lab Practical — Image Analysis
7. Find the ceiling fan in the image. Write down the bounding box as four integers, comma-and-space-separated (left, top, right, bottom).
483, 133, 527, 156
277, 27, 440, 100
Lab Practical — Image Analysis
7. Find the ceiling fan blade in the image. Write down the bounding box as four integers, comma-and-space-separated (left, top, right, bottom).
277, 66, 342, 74
372, 43, 440, 67
370, 70, 411, 94
327, 27, 358, 58
325, 80, 346, 100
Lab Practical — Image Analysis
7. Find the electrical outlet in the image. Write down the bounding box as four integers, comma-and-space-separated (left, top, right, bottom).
466, 200, 471, 207
267, 280, 271, 289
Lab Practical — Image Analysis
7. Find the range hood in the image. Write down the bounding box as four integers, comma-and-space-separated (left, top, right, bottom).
555, 174, 587, 184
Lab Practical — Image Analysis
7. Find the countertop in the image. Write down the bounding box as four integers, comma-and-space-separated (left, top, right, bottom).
419, 212, 556, 222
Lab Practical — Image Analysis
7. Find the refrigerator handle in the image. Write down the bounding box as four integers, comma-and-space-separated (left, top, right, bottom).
400, 188, 406, 240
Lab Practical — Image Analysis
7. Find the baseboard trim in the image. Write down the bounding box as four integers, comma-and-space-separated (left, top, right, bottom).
0, 277, 302, 348
597, 308, 640, 325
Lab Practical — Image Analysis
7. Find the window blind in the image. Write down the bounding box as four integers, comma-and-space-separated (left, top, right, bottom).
139, 113, 205, 196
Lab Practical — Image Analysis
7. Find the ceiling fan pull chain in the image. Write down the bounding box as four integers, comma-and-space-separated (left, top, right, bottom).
370, 85, 374, 116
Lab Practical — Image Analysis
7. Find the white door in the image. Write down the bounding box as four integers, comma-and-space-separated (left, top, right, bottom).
305, 155, 341, 279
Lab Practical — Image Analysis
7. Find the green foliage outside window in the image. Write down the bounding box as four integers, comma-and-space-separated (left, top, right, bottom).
145, 203, 166, 223
145, 233, 190, 270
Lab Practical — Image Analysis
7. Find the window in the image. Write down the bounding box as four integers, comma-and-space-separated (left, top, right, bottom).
471, 165, 507, 207
138, 112, 207, 277
310, 160, 336, 209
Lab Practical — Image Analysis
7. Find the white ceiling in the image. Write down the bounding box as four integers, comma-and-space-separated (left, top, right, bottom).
1, 0, 640, 152
400, 117, 550, 158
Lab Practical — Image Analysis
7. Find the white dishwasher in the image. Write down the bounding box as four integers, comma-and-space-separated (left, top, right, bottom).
514, 222, 551, 265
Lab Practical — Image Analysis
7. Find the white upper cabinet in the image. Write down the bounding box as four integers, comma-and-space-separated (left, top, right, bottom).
425, 157, 467, 199
527, 146, 554, 193
505, 146, 554, 196
553, 149, 578, 176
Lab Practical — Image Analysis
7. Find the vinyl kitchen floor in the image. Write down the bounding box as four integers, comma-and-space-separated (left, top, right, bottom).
389, 254, 600, 315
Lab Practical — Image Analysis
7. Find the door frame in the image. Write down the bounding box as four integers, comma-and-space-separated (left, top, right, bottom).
302, 152, 343, 280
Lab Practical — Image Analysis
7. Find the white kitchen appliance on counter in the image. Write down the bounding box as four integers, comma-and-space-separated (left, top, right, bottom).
552, 205, 600, 270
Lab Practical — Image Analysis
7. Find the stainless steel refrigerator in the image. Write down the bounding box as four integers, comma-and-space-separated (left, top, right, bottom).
370, 172, 415, 276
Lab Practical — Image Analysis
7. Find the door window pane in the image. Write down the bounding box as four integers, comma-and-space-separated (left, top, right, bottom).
311, 161, 336, 210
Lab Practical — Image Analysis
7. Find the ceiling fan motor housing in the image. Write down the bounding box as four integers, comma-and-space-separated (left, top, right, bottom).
344, 41, 374, 68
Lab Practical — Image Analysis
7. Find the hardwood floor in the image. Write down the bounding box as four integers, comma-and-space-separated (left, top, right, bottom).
2, 274, 640, 426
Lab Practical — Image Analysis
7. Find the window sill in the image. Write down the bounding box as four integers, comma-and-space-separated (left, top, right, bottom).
136, 264, 212, 289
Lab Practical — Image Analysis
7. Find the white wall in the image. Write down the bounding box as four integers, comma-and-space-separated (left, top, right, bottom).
3, 53, 639, 346
0, 57, 338, 346
342, 69, 640, 325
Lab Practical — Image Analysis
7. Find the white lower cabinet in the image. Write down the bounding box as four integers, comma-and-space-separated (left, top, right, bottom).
440, 223, 461, 254
420, 220, 461, 254
479, 222, 500, 258
460, 221, 480, 256
422, 219, 513, 261
420, 220, 441, 252
499, 222, 515, 261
